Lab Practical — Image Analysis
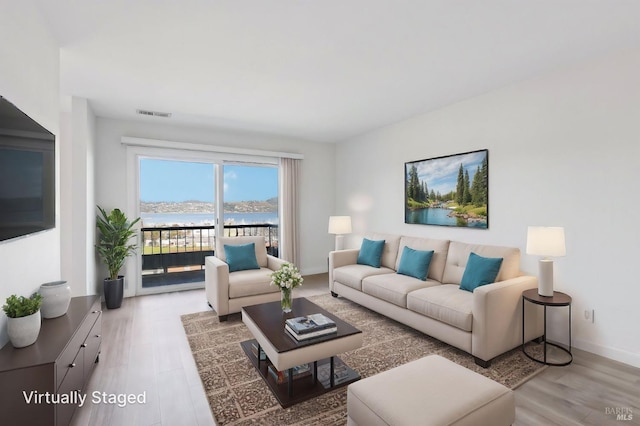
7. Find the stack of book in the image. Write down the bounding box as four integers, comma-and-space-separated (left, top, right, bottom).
268, 363, 312, 384
315, 359, 352, 386
285, 313, 337, 341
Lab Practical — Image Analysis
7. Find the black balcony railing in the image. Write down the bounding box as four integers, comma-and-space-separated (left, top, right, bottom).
140, 223, 278, 287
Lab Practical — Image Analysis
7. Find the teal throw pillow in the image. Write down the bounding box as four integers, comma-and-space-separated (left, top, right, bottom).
357, 238, 385, 268
459, 252, 503, 292
397, 246, 434, 281
224, 243, 260, 272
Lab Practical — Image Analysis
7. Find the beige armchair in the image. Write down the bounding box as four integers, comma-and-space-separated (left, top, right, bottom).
205, 236, 287, 321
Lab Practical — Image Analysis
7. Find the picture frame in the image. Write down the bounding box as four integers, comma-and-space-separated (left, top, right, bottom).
404, 149, 489, 228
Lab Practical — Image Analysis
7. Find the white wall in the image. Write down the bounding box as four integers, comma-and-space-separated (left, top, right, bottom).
0, 1, 60, 346
60, 97, 97, 296
94, 118, 335, 288
336, 48, 640, 368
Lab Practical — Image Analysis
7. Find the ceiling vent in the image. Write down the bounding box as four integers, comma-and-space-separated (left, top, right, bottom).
136, 109, 172, 118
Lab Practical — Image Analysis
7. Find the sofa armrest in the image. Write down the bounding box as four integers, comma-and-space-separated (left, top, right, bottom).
471, 275, 543, 362
328, 249, 359, 292
267, 255, 288, 271
205, 256, 230, 317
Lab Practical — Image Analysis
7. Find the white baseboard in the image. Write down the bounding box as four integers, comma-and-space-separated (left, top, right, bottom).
573, 338, 640, 369
301, 266, 327, 276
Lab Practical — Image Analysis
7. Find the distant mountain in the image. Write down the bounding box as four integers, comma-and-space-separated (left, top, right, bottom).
141, 200, 277, 214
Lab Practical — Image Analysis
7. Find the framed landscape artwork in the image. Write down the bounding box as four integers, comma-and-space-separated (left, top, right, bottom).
405, 149, 489, 229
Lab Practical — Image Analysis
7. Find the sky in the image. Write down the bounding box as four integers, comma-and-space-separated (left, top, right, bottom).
408, 150, 486, 195
140, 159, 278, 202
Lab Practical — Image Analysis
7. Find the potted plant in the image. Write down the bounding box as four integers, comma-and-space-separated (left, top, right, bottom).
95, 206, 140, 309
2, 294, 43, 348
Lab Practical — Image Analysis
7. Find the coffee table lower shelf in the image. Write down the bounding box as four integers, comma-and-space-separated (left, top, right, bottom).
240, 339, 360, 408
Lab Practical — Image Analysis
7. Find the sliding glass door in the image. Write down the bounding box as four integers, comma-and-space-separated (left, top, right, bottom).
139, 158, 216, 290
222, 163, 279, 256
131, 150, 280, 295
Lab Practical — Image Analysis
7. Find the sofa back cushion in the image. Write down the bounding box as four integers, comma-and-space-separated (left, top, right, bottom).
459, 252, 504, 292
216, 236, 268, 268
365, 233, 401, 270
396, 246, 433, 281
442, 241, 520, 285
395, 236, 450, 282
357, 238, 386, 267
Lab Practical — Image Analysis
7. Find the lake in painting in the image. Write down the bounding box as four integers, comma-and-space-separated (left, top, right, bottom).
405, 207, 487, 228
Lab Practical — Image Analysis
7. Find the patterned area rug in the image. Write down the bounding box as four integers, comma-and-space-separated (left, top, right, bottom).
181, 294, 545, 425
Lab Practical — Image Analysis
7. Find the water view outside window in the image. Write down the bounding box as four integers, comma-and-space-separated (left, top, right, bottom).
138, 159, 278, 288
222, 164, 278, 226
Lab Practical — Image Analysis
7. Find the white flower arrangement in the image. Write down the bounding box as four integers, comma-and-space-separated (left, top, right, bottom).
270, 263, 303, 290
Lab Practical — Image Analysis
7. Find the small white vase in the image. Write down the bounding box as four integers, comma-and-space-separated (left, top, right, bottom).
7, 310, 41, 348
39, 280, 71, 319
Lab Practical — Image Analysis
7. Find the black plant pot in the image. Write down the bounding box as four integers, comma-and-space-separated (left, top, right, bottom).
104, 276, 124, 309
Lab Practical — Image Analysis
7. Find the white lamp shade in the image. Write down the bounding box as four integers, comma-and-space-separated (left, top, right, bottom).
328, 216, 352, 235
526, 226, 566, 257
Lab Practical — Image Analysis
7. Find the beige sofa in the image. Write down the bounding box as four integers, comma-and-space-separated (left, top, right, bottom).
329, 232, 543, 367
205, 236, 287, 321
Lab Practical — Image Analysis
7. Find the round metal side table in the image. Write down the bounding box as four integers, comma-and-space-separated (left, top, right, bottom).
522, 288, 573, 366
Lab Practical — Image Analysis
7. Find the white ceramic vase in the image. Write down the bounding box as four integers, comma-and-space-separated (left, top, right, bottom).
7, 310, 41, 348
39, 280, 71, 319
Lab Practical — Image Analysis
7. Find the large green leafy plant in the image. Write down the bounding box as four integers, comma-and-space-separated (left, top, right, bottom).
96, 206, 141, 280
2, 294, 42, 318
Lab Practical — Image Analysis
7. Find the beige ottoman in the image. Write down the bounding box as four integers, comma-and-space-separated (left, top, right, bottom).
347, 355, 515, 426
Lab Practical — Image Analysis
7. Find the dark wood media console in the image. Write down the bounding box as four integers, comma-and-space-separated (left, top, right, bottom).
0, 295, 102, 425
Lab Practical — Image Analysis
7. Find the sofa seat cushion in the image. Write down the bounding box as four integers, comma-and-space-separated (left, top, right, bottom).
228, 268, 280, 298
362, 274, 440, 308
407, 284, 473, 332
333, 264, 394, 291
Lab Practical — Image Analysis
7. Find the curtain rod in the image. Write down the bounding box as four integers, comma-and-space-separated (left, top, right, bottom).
121, 136, 304, 160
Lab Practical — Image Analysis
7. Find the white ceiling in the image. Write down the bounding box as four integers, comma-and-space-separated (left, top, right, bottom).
34, 0, 640, 143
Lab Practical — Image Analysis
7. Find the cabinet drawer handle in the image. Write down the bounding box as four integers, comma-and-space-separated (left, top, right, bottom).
69, 363, 76, 368
95, 334, 101, 338
92, 310, 102, 314
81, 344, 87, 348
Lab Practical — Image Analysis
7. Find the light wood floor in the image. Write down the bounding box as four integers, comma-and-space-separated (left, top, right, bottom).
72, 274, 639, 426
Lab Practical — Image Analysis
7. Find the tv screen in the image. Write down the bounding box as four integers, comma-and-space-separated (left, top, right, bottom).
0, 96, 55, 242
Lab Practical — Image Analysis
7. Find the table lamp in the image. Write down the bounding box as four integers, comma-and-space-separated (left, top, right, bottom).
328, 216, 352, 251
526, 226, 566, 297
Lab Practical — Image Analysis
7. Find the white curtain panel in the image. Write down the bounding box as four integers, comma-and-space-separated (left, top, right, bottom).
280, 157, 300, 266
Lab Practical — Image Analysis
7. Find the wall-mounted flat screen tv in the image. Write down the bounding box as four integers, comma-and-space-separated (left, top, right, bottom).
0, 96, 55, 242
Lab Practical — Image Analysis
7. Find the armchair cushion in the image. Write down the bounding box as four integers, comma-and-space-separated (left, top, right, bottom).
228, 268, 280, 298
224, 243, 260, 272
216, 236, 268, 267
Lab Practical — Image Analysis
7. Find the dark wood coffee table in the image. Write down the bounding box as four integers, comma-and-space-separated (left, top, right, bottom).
241, 297, 363, 407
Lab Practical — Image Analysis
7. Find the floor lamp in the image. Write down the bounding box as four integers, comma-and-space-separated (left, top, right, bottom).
526, 226, 566, 297
328, 216, 352, 251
